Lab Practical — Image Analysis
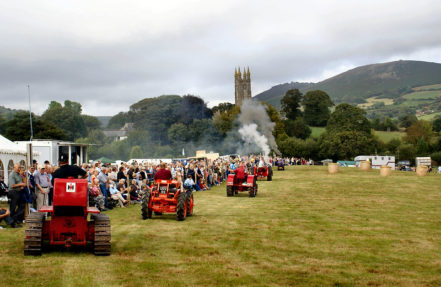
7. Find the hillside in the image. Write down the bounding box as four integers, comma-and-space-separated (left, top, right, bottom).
254, 82, 313, 105
255, 60, 441, 110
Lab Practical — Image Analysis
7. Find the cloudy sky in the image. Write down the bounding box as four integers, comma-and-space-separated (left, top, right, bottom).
1, 0, 441, 116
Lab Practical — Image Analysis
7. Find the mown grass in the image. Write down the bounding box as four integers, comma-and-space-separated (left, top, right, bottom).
1, 166, 441, 286
413, 83, 441, 91
419, 112, 441, 121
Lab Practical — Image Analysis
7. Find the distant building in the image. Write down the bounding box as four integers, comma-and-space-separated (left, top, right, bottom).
103, 122, 134, 141
235, 67, 251, 106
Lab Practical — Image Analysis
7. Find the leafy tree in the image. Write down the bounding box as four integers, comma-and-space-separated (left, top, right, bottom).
82, 115, 102, 131
129, 145, 144, 159
432, 116, 441, 132
41, 100, 87, 141
0, 115, 7, 134
176, 95, 212, 125
397, 144, 416, 162
399, 114, 418, 129
326, 103, 371, 135
107, 112, 130, 129
404, 120, 433, 145
281, 89, 303, 120
302, 90, 333, 126
211, 102, 234, 114
319, 131, 376, 161
284, 118, 311, 139
262, 103, 287, 139
5, 112, 66, 141
277, 137, 318, 159
385, 138, 401, 154
213, 106, 240, 136
168, 123, 189, 145
430, 151, 441, 165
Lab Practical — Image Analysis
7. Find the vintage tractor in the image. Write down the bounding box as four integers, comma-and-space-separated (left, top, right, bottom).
24, 178, 111, 256
254, 165, 273, 181
226, 171, 258, 197
141, 179, 193, 221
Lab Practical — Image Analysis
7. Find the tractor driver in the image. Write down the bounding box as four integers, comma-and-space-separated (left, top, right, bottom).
234, 162, 247, 183
154, 163, 172, 181
52, 154, 87, 184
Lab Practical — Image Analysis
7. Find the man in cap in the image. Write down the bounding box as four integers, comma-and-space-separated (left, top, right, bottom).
52, 154, 87, 183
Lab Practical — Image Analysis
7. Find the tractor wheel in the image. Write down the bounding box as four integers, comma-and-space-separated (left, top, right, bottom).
92, 213, 111, 256
267, 167, 273, 181
24, 212, 45, 256
226, 186, 233, 197
186, 193, 194, 216
141, 190, 152, 220
176, 192, 187, 221
254, 184, 258, 196
248, 186, 255, 197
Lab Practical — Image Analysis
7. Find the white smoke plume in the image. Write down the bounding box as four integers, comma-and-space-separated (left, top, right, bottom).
236, 100, 280, 156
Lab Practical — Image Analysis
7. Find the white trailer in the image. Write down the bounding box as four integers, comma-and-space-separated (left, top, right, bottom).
415, 157, 431, 167
354, 155, 395, 170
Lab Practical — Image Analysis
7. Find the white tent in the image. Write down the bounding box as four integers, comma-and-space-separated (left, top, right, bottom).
0, 134, 29, 185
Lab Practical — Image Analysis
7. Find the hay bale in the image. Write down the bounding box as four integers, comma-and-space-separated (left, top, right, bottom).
360, 161, 371, 171
416, 165, 428, 176
380, 166, 391, 176
328, 163, 339, 174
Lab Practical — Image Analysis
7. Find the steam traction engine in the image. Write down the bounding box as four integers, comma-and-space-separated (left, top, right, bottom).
141, 179, 194, 221
226, 171, 258, 197
24, 178, 111, 256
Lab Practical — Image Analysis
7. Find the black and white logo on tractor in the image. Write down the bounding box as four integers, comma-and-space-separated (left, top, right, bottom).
66, 182, 76, 193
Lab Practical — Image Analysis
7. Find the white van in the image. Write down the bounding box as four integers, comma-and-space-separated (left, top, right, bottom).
354, 155, 395, 170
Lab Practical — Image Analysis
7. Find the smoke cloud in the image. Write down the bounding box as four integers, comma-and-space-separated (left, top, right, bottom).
236, 100, 280, 156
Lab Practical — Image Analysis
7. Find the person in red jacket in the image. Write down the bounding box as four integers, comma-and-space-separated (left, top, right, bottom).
234, 163, 246, 182
154, 163, 172, 181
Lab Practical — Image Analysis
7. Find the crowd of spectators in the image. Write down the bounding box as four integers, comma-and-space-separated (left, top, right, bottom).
0, 154, 279, 229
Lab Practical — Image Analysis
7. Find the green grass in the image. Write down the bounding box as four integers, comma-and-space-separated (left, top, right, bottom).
413, 83, 441, 91
2, 167, 441, 286
403, 90, 441, 100
310, 126, 325, 138
418, 112, 441, 121
373, 130, 405, 142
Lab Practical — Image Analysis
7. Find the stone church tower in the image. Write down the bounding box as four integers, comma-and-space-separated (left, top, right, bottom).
235, 67, 251, 106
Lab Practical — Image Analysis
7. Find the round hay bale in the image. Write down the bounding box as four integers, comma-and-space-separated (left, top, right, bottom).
360, 161, 371, 171
328, 163, 339, 174
416, 165, 428, 176
380, 165, 391, 176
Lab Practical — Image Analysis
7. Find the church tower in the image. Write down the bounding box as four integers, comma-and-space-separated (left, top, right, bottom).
235, 67, 251, 106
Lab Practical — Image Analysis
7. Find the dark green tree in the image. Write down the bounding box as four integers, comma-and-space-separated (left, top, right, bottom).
284, 118, 311, 139
107, 112, 130, 129
302, 90, 333, 126
326, 103, 371, 135
82, 115, 102, 131
399, 114, 418, 129
281, 89, 303, 120
319, 131, 376, 161
211, 102, 234, 114
0, 115, 7, 134
176, 95, 212, 125
41, 100, 87, 141
432, 116, 441, 132
5, 112, 66, 141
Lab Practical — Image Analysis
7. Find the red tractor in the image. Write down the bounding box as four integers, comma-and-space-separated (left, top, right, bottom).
254, 165, 273, 181
24, 178, 111, 256
226, 172, 258, 197
141, 179, 193, 221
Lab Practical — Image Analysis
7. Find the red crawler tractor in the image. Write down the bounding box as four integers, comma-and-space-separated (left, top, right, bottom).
141, 179, 193, 221
254, 165, 273, 181
24, 178, 111, 256
226, 172, 258, 197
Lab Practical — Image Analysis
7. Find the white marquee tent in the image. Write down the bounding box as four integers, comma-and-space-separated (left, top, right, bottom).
0, 134, 38, 185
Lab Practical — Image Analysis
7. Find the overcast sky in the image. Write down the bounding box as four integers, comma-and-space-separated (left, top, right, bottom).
1, 0, 441, 116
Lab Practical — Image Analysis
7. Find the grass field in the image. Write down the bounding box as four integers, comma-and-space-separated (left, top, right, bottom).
403, 91, 441, 101
358, 97, 394, 108
413, 83, 441, 91
419, 112, 441, 121
2, 167, 441, 286
310, 127, 405, 142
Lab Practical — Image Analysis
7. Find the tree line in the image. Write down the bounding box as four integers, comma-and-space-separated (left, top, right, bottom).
1, 90, 440, 164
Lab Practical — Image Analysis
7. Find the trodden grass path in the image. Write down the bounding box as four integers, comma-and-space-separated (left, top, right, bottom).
1, 166, 441, 286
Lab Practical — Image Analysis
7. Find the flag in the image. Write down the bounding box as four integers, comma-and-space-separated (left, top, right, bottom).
182, 148, 185, 156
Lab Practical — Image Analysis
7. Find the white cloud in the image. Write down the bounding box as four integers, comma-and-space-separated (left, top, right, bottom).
0, 0, 440, 115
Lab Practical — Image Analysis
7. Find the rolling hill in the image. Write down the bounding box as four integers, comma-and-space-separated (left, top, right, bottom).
255, 60, 441, 110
